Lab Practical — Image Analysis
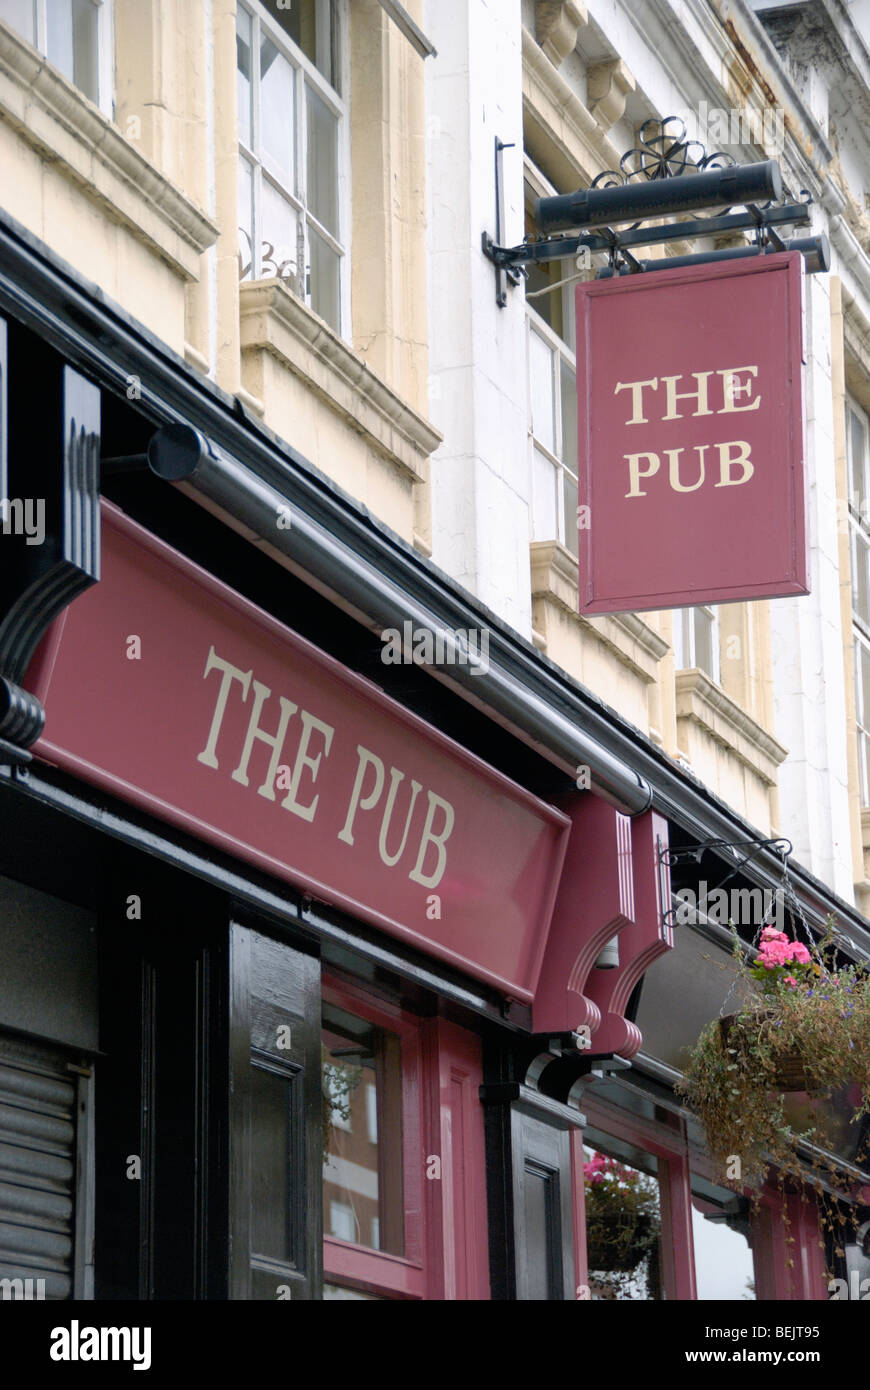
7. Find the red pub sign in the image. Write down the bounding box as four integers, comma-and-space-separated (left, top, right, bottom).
25, 504, 570, 1002
575, 251, 808, 614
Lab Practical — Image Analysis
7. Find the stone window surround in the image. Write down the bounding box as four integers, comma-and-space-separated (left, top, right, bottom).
238, 277, 442, 487
0, 18, 218, 281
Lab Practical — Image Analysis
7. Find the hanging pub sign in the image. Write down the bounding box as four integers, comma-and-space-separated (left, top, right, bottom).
575, 250, 808, 614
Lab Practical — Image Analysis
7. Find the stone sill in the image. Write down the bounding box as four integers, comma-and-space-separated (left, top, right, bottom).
675, 668, 788, 787
0, 20, 217, 279
239, 278, 442, 483
530, 539, 669, 682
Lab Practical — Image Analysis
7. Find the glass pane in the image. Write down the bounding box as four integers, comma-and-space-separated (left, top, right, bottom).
583, 1142, 664, 1300
322, 1004, 403, 1256
691, 1179, 755, 1300
238, 158, 254, 280
250, 1063, 293, 1264
309, 225, 340, 331
532, 447, 558, 542
323, 1283, 383, 1300
0, 0, 35, 44
306, 83, 338, 237
850, 407, 868, 511
261, 180, 299, 283
45, 0, 74, 82
694, 608, 715, 677
274, 0, 338, 93
854, 530, 870, 627
71, 0, 98, 103
529, 330, 555, 455
560, 359, 577, 469
236, 4, 253, 148
260, 37, 295, 186
563, 469, 578, 558
860, 642, 870, 729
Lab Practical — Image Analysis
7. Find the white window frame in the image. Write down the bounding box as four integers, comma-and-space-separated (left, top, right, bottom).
673, 606, 721, 684
237, 0, 350, 338
0, 0, 113, 116
847, 395, 870, 804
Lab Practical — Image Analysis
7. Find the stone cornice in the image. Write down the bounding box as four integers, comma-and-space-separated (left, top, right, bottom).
530, 540, 669, 682
675, 667, 787, 785
239, 278, 443, 483
0, 20, 217, 279
522, 25, 622, 186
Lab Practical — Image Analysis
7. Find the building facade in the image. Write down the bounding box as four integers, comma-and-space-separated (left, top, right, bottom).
1, 0, 870, 1300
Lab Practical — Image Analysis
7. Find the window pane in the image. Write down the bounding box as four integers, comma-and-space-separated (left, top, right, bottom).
583, 1143, 664, 1300
45, 0, 74, 82
306, 83, 338, 237
71, 0, 98, 104
529, 331, 555, 455
323, 1283, 383, 1300
563, 469, 578, 558
560, 358, 577, 469
859, 642, 870, 728
274, 0, 339, 93
532, 448, 558, 542
250, 1063, 294, 1264
260, 37, 295, 186
0, 0, 35, 44
261, 180, 299, 282
694, 608, 715, 677
238, 158, 254, 279
322, 1005, 404, 1256
691, 1178, 755, 1300
236, 5, 253, 149
853, 530, 870, 627
309, 225, 340, 331
850, 407, 868, 511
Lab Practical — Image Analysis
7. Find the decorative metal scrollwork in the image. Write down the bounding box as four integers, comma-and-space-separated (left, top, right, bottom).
591, 116, 736, 189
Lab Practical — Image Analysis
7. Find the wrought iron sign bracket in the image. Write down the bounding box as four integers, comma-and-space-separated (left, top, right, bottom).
483, 117, 827, 305
660, 836, 794, 869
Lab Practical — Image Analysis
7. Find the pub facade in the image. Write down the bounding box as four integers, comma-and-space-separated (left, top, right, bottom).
1, 0, 870, 1301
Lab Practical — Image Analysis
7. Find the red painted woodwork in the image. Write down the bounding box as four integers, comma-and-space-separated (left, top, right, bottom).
532, 798, 672, 1047
25, 502, 570, 1003
532, 796, 634, 1035
576, 251, 808, 614
585, 811, 672, 1057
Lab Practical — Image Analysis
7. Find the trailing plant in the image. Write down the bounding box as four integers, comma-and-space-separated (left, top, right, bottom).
677, 920, 870, 1196
584, 1152, 661, 1294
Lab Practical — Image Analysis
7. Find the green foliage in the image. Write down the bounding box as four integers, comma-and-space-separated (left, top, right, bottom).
676, 920, 870, 1193
321, 1043, 362, 1165
584, 1153, 661, 1284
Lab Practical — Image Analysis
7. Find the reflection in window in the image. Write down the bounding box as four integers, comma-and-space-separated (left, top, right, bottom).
583, 1142, 663, 1300
691, 1176, 756, 1300
322, 1002, 403, 1255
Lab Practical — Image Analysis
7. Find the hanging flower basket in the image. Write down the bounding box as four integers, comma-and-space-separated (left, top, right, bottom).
717, 1012, 820, 1093
677, 919, 870, 1190
586, 1210, 656, 1272
584, 1153, 660, 1275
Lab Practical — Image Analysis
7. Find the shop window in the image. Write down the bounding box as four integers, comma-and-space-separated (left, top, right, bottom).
524, 162, 580, 561
0, 0, 113, 115
321, 980, 424, 1296
847, 397, 870, 803
582, 1139, 664, 1300
673, 605, 720, 682
236, 0, 348, 335
690, 1173, 756, 1300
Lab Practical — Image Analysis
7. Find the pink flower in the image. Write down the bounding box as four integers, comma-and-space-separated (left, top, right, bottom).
783, 975, 798, 988
761, 928, 789, 943
789, 943, 811, 964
